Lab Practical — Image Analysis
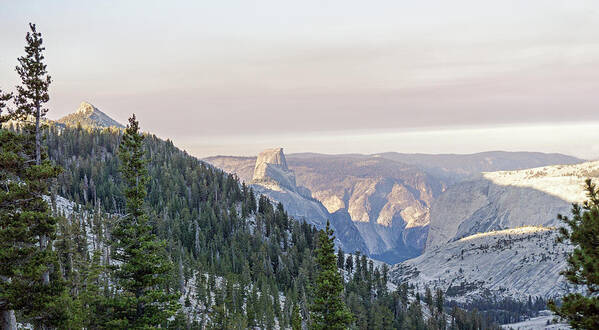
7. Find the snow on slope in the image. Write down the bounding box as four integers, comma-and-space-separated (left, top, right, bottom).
391, 226, 576, 302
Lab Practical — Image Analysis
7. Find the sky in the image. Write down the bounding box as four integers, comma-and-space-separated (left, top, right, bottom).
1, 1, 599, 159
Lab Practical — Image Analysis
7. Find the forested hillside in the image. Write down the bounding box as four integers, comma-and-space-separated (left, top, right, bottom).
33, 122, 493, 328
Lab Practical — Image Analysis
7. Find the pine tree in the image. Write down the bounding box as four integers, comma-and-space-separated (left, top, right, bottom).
72, 250, 108, 328
425, 286, 434, 311
13, 23, 51, 167
0, 24, 69, 329
406, 301, 425, 330
0, 88, 19, 330
435, 288, 444, 314
337, 247, 345, 269
310, 220, 352, 330
291, 303, 302, 330
345, 253, 353, 273
247, 285, 258, 327
549, 179, 599, 329
109, 114, 179, 328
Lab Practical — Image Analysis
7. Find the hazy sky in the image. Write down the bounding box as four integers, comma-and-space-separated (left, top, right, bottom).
1, 1, 599, 158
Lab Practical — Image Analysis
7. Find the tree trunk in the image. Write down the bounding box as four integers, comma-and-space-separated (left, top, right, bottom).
194, 218, 200, 255
36, 104, 50, 286
0, 309, 16, 330
35, 105, 40, 166
41, 233, 50, 285
178, 254, 185, 295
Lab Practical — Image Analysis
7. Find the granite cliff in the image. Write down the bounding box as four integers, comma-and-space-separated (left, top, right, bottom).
249, 148, 368, 253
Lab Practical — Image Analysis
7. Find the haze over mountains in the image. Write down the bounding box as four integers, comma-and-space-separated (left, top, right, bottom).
50, 102, 592, 306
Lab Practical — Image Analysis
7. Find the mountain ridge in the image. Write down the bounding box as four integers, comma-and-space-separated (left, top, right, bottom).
426, 160, 599, 250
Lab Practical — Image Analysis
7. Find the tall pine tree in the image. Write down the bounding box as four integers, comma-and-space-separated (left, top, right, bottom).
0, 88, 19, 330
1, 24, 69, 329
109, 114, 179, 328
310, 220, 352, 329
549, 179, 599, 329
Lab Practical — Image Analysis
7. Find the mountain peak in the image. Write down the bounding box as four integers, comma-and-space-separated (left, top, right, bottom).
58, 102, 124, 128
256, 148, 288, 170
76, 101, 96, 114
252, 147, 296, 191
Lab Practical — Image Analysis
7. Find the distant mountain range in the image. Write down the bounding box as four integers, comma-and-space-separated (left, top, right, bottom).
371, 151, 583, 182
206, 150, 583, 263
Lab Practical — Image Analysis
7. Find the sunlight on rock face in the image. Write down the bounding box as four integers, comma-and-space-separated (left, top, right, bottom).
483, 161, 599, 204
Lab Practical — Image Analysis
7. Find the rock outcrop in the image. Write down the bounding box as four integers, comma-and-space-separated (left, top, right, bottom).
252, 148, 297, 192
391, 227, 575, 302
57, 101, 124, 128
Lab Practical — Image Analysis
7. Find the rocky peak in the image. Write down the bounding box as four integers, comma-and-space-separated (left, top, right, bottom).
252, 148, 297, 191
76, 101, 96, 114
255, 148, 288, 170
57, 101, 124, 128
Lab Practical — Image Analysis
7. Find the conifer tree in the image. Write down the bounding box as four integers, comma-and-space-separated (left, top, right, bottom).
109, 114, 179, 328
291, 303, 302, 330
310, 220, 352, 329
0, 88, 19, 330
337, 247, 345, 269
247, 285, 258, 327
76, 250, 108, 329
549, 179, 599, 329
345, 253, 353, 273
435, 288, 444, 314
1, 24, 69, 329
425, 286, 434, 311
